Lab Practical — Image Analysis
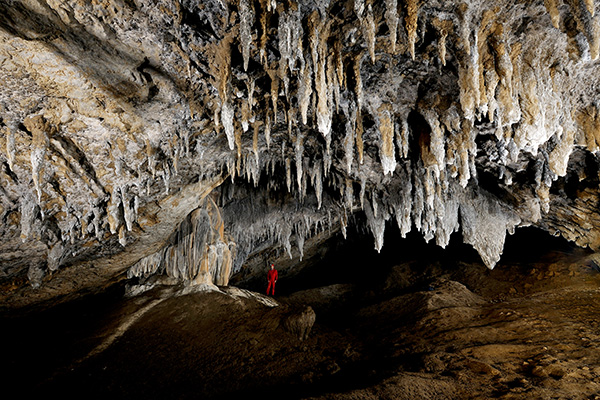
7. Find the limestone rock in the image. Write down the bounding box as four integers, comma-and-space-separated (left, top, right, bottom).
283, 305, 316, 341
2, 0, 600, 308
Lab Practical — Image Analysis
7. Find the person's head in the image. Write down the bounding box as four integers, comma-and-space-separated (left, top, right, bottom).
270, 263, 274, 269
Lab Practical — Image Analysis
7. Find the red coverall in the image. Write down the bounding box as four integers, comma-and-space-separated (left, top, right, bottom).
266, 267, 278, 296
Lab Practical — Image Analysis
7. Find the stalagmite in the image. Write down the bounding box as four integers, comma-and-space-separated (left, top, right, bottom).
128, 199, 235, 287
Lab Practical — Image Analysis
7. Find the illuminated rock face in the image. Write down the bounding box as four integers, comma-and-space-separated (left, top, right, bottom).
1, 0, 600, 307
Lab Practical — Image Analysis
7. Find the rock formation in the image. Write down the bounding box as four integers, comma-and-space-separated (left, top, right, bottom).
2, 0, 600, 308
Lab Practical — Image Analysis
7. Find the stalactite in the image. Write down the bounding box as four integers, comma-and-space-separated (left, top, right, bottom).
286, 157, 292, 192
335, 41, 345, 90
398, 117, 409, 158
259, 6, 269, 64
475, 10, 496, 115
460, 190, 520, 269
313, 16, 333, 139
265, 112, 272, 148
25, 116, 50, 204
364, 198, 386, 252
566, 0, 600, 60
458, 33, 480, 121
107, 187, 121, 235
354, 0, 365, 18
378, 104, 396, 175
299, 62, 313, 124
162, 161, 171, 194
412, 164, 425, 232
253, 122, 260, 167
20, 191, 36, 242
458, 119, 474, 187
405, 0, 421, 60
345, 177, 353, 210
239, 0, 254, 72
544, 0, 561, 29
356, 110, 364, 165
309, 162, 323, 209
385, 0, 399, 53
241, 101, 250, 133
329, 53, 341, 113
422, 110, 445, 171
235, 120, 243, 160
268, 69, 279, 124
295, 129, 304, 197
353, 52, 364, 111
278, 6, 291, 96
122, 187, 135, 232
118, 225, 127, 246
576, 103, 600, 152
359, 176, 366, 209
363, 1, 377, 63
222, 101, 235, 150
344, 107, 355, 174
394, 164, 413, 237
432, 18, 452, 66
6, 127, 15, 171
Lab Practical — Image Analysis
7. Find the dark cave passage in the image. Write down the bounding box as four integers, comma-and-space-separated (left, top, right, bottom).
236, 220, 584, 298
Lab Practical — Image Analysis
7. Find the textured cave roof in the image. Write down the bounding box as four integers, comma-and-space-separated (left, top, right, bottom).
1, 0, 600, 309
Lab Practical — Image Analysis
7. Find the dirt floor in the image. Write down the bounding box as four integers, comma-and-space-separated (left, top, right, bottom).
2, 229, 600, 399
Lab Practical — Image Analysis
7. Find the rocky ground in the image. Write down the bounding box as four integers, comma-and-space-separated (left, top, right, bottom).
2, 228, 600, 400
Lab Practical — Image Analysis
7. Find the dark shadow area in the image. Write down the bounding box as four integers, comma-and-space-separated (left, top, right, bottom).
265, 221, 580, 298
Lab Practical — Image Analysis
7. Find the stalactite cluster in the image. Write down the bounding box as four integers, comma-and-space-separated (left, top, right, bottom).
1, 0, 600, 303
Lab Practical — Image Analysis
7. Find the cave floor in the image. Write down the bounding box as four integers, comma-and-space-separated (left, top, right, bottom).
2, 246, 600, 400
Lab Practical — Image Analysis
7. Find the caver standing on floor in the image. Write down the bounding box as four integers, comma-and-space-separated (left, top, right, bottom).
266, 263, 278, 296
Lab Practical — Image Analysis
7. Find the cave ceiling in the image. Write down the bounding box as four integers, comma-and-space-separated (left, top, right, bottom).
1, 0, 600, 308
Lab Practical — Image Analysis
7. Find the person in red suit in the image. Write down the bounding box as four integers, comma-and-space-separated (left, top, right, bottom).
266, 263, 278, 296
